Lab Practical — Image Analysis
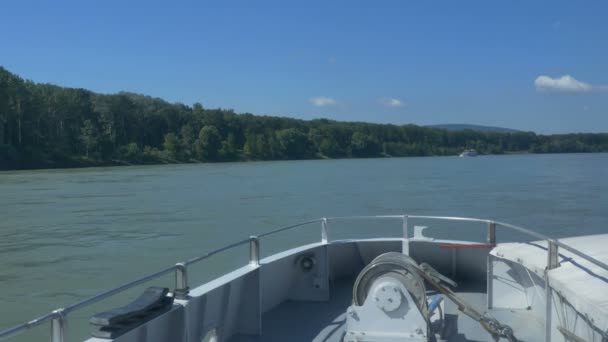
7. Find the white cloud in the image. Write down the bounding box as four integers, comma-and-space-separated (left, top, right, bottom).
381, 98, 405, 107
534, 75, 593, 93
310, 96, 336, 107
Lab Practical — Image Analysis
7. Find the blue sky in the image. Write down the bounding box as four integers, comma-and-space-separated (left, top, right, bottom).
1, 1, 607, 133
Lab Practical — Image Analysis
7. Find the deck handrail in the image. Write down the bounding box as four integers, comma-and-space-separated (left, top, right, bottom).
0, 214, 606, 341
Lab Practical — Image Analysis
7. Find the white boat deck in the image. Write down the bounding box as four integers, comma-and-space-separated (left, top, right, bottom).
230, 279, 544, 342
3, 215, 607, 342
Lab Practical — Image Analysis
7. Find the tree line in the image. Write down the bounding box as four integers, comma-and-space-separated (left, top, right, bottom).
1, 66, 607, 170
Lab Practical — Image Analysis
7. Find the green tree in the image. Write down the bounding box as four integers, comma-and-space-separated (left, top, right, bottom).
163, 132, 178, 159
243, 133, 273, 159
220, 133, 238, 160
350, 132, 381, 157
319, 138, 342, 158
120, 142, 141, 162
180, 124, 194, 147
275, 128, 313, 159
195, 125, 221, 161
179, 124, 195, 159
142, 145, 163, 162
243, 134, 259, 159
80, 119, 99, 158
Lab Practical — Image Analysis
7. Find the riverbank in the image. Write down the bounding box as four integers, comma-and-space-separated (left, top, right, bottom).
2, 150, 604, 172
3, 67, 608, 173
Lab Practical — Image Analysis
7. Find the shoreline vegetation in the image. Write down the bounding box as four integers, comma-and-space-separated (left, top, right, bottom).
2, 67, 608, 171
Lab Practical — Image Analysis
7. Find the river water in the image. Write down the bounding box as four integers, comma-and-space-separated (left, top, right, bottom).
1, 154, 607, 340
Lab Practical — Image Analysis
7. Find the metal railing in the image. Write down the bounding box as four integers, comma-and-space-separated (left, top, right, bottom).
1, 215, 606, 342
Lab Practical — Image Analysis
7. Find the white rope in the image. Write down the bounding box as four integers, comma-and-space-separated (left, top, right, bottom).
551, 289, 566, 333
524, 266, 544, 307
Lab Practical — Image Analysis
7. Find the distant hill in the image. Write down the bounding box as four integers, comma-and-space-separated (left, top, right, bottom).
427, 124, 523, 133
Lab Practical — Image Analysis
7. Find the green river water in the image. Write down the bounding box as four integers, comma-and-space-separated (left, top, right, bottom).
1, 154, 607, 341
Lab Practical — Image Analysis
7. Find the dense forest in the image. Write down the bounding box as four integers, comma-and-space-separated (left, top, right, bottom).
1, 67, 607, 170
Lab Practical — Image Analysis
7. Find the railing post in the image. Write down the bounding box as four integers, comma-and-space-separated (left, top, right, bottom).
486, 221, 497, 310
487, 221, 496, 245
175, 263, 189, 300
545, 240, 560, 342
402, 215, 409, 255
547, 240, 559, 270
249, 236, 260, 266
487, 256, 494, 309
321, 218, 328, 244
50, 308, 66, 342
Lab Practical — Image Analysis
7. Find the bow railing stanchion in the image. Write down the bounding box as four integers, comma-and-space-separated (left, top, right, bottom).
402, 215, 409, 254
249, 236, 260, 266
545, 240, 560, 342
487, 221, 496, 245
50, 309, 66, 342
547, 240, 559, 270
321, 218, 328, 243
175, 263, 189, 300
486, 221, 496, 309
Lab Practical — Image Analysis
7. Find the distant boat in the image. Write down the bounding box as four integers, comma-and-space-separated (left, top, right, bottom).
459, 149, 478, 157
